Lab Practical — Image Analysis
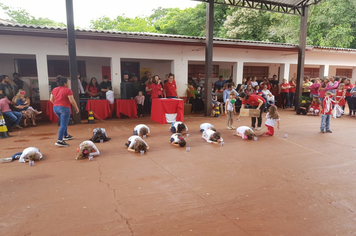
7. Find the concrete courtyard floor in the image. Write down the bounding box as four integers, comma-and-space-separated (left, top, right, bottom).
1, 109, 356, 236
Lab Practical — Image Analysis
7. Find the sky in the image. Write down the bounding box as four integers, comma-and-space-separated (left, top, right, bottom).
0, 0, 200, 28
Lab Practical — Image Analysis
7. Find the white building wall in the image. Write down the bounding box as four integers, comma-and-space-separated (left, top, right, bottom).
1, 34, 356, 99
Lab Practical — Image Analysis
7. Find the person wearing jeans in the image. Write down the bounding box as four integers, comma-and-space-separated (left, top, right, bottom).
0, 94, 23, 129
50, 76, 79, 147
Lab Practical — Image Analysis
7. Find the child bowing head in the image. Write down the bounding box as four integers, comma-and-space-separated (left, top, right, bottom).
133, 124, 150, 137
170, 133, 187, 147
234, 126, 256, 140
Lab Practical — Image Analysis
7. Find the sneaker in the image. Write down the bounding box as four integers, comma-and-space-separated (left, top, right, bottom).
252, 127, 256, 130
13, 125, 23, 129
326, 130, 332, 133
321, 130, 325, 133
55, 141, 69, 147
63, 135, 73, 140
231, 126, 236, 129
256, 127, 262, 131
227, 126, 233, 130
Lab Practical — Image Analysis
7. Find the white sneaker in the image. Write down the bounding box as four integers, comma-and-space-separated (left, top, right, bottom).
256, 127, 262, 131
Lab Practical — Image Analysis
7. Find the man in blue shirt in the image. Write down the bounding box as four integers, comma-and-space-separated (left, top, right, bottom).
214, 76, 226, 91
223, 83, 238, 103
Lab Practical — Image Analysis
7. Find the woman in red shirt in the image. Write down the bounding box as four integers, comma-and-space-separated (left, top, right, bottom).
280, 79, 291, 109
50, 76, 79, 147
145, 77, 153, 112
163, 73, 178, 98
344, 78, 354, 115
85, 77, 100, 97
237, 92, 266, 130
289, 78, 296, 107
151, 75, 163, 99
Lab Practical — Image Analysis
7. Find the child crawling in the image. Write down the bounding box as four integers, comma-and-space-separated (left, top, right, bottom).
202, 129, 223, 144
0, 147, 43, 163
76, 140, 100, 160
234, 126, 256, 140
170, 133, 187, 147
125, 135, 149, 153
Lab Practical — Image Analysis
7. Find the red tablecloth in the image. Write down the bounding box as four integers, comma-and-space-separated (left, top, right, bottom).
115, 99, 137, 119
86, 99, 111, 120
151, 98, 184, 124
46, 101, 72, 123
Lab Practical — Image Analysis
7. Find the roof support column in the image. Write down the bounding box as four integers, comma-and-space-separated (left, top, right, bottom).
35, 53, 49, 101
204, 0, 214, 116
65, 0, 81, 123
319, 65, 329, 79
236, 61, 244, 85
280, 63, 290, 81
352, 67, 356, 81
110, 56, 121, 98
171, 58, 188, 97
295, 5, 309, 104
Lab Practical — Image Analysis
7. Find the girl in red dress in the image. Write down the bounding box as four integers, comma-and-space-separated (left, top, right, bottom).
309, 96, 322, 116
335, 83, 346, 118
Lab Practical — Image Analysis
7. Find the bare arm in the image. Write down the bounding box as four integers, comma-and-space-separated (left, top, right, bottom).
68, 95, 79, 113
50, 94, 54, 104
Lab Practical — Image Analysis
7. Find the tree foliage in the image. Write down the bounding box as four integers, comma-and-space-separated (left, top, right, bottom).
1, 1, 356, 48
0, 3, 66, 27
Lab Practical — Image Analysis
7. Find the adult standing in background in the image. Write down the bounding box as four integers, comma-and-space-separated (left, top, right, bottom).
344, 78, 354, 115
164, 73, 178, 98
302, 76, 313, 97
132, 76, 140, 97
80, 75, 88, 93
289, 78, 296, 107
13, 73, 23, 90
0, 75, 16, 101
86, 77, 100, 98
326, 76, 339, 94
223, 83, 238, 103
99, 75, 112, 99
196, 74, 204, 88
280, 79, 291, 109
309, 78, 321, 98
214, 76, 226, 91
50, 76, 79, 147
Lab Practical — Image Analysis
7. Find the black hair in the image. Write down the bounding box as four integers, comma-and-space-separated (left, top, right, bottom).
89, 77, 99, 89
56, 76, 68, 86
177, 123, 186, 133
0, 93, 5, 99
13, 72, 19, 76
107, 86, 112, 90
169, 73, 174, 78
90, 129, 111, 143
239, 92, 249, 100
103, 75, 108, 79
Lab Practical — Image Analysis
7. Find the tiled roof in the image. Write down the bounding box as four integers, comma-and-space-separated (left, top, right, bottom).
0, 22, 355, 52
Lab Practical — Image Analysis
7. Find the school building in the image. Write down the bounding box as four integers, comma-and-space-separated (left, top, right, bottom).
1, 22, 356, 106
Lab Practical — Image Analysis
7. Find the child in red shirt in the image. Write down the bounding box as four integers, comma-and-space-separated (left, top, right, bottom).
309, 96, 322, 116
320, 92, 337, 133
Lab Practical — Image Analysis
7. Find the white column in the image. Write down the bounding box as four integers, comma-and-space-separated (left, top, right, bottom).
279, 63, 290, 81
35, 53, 49, 100
236, 61, 244, 85
319, 65, 329, 78
352, 67, 356, 82
232, 62, 238, 85
111, 56, 121, 98
172, 59, 188, 97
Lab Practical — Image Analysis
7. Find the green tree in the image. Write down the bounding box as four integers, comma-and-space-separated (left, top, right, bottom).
0, 3, 66, 27
90, 15, 156, 32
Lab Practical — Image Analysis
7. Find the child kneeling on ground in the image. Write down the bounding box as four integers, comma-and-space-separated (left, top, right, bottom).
76, 140, 100, 160
234, 126, 256, 140
170, 121, 188, 135
125, 135, 149, 153
202, 129, 223, 144
133, 124, 150, 137
0, 147, 42, 163
170, 133, 187, 147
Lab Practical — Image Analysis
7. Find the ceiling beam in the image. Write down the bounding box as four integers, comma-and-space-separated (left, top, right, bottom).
193, 0, 321, 15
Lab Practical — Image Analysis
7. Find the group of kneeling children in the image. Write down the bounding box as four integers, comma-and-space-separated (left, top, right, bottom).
1, 105, 282, 163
